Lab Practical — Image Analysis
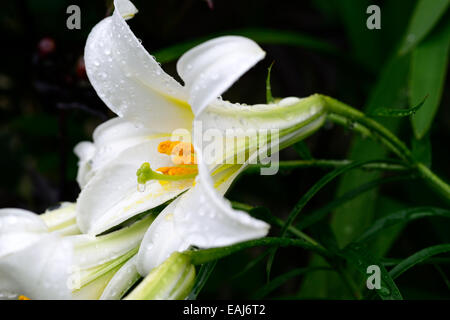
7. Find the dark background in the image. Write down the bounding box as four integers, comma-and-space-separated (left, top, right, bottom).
1, 0, 449, 299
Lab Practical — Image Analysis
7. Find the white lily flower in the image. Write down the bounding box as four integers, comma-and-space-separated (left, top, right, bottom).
78, 0, 326, 238
0, 207, 154, 300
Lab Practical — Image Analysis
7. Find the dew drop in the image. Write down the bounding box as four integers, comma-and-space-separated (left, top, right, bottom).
137, 183, 146, 192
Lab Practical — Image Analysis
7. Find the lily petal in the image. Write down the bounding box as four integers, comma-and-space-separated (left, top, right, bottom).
199, 96, 325, 133
74, 117, 172, 188
76, 138, 193, 235
74, 142, 96, 188
195, 96, 326, 166
0, 208, 48, 257
100, 255, 140, 300
84, 0, 193, 131
136, 157, 269, 275
0, 233, 72, 300
40, 202, 80, 236
72, 214, 153, 270
177, 36, 266, 116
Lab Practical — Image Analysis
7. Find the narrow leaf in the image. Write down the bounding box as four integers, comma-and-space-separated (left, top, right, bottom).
266, 62, 275, 103
231, 250, 270, 280
340, 243, 403, 300
253, 267, 333, 299
357, 207, 450, 243
293, 141, 313, 160
399, 0, 449, 54
411, 134, 432, 168
410, 18, 450, 138
390, 244, 450, 279
268, 159, 397, 279
296, 174, 413, 230
368, 95, 427, 117
187, 261, 217, 300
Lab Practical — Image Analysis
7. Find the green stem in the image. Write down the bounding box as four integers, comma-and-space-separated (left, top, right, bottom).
246, 159, 408, 172
323, 95, 412, 161
185, 237, 331, 265
321, 94, 450, 201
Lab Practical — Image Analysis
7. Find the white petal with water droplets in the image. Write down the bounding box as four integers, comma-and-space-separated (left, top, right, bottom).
136, 198, 186, 275
193, 97, 326, 166
72, 214, 153, 270
76, 138, 193, 235
0, 208, 48, 257
74, 141, 96, 188
40, 203, 80, 236
84, 0, 193, 131
0, 233, 73, 300
100, 255, 140, 300
177, 36, 265, 116
115, 0, 138, 20
74, 117, 173, 189
136, 154, 269, 275
198, 97, 324, 132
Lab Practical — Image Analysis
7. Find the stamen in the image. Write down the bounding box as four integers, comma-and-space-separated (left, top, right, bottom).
157, 166, 198, 176
18, 295, 31, 300
157, 140, 196, 165
157, 141, 180, 155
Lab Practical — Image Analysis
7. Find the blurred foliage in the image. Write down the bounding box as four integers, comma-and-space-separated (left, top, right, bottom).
0, 0, 449, 299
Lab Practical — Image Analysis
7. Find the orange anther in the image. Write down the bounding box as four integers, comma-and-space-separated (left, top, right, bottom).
158, 141, 196, 165
156, 166, 198, 176
18, 295, 31, 300
157, 141, 180, 155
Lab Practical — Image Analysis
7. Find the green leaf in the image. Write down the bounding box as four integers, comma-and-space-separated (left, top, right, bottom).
399, 0, 449, 55
279, 159, 394, 238
267, 159, 397, 279
368, 95, 427, 117
300, 54, 411, 299
336, 0, 383, 72
368, 196, 407, 259
357, 207, 450, 243
231, 250, 270, 280
411, 134, 432, 168
187, 261, 217, 300
339, 243, 403, 300
389, 244, 450, 279
331, 53, 411, 248
296, 174, 413, 231
433, 265, 450, 290
292, 141, 313, 160
153, 28, 339, 64
253, 266, 333, 299
382, 256, 450, 267
266, 62, 275, 103
410, 18, 450, 138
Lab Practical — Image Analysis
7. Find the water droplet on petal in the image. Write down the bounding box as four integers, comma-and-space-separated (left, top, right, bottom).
137, 183, 146, 192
